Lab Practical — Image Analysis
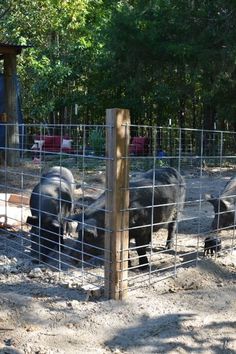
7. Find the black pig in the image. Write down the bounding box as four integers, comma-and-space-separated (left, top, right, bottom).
204, 236, 222, 256
206, 176, 236, 230
72, 167, 186, 268
27, 166, 75, 262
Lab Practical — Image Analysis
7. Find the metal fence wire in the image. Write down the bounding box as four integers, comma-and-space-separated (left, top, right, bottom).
0, 110, 235, 299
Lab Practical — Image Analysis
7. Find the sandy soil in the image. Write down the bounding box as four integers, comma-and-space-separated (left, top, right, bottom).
0, 253, 235, 354
0, 162, 235, 353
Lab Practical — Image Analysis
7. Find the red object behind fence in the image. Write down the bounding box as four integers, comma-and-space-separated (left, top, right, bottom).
31, 135, 74, 154
129, 136, 150, 155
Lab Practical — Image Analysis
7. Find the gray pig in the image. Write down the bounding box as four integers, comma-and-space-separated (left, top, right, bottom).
72, 167, 186, 268
27, 166, 75, 262
206, 176, 236, 230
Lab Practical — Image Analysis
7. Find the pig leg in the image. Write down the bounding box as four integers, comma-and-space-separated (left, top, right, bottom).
41, 235, 54, 261
166, 218, 177, 249
135, 238, 149, 269
210, 246, 214, 256
30, 230, 40, 262
65, 221, 72, 235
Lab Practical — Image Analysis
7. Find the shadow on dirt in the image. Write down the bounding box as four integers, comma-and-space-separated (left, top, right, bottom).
105, 313, 236, 353
0, 347, 24, 354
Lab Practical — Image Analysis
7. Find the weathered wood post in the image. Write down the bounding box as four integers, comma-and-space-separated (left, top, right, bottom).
4, 53, 19, 166
105, 108, 130, 300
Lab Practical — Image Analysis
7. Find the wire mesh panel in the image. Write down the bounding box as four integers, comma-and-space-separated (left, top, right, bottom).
125, 126, 236, 289
0, 120, 235, 299
0, 122, 109, 291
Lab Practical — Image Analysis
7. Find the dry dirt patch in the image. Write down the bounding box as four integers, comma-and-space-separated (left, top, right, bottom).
0, 252, 235, 354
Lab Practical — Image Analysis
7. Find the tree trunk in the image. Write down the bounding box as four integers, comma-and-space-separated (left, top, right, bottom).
202, 103, 216, 130
202, 103, 216, 156
178, 99, 186, 152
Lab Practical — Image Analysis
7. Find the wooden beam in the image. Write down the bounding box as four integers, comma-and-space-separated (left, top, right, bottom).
3, 53, 19, 166
105, 108, 130, 300
0, 43, 28, 55
0, 46, 21, 55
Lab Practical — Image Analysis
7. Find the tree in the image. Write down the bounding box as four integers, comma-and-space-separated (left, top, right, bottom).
1, 0, 236, 131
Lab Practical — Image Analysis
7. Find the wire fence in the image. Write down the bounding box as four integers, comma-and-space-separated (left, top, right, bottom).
0, 109, 235, 299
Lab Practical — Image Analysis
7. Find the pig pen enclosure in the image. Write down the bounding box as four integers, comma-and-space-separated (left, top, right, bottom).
0, 109, 235, 301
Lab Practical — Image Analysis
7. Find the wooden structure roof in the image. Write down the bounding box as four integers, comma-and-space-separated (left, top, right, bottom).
0, 42, 30, 59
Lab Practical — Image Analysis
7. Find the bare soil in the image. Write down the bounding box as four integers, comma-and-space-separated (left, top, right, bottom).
0, 254, 235, 354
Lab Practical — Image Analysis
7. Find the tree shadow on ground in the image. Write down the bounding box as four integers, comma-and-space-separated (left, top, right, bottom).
105, 313, 236, 353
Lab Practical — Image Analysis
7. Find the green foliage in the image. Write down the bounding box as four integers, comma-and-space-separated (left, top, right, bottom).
156, 159, 168, 167
1, 0, 236, 130
88, 128, 105, 155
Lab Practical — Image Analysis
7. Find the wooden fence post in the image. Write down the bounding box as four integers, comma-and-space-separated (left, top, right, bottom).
105, 108, 130, 300
4, 53, 19, 166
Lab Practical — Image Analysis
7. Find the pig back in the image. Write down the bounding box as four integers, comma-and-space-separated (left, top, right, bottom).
41, 166, 75, 195
129, 168, 185, 231
30, 168, 74, 219
220, 176, 236, 201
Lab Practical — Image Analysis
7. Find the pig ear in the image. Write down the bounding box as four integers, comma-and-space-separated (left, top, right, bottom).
26, 215, 39, 226
205, 194, 230, 212
77, 219, 98, 237
51, 219, 61, 229
205, 193, 216, 203
205, 194, 220, 211
205, 193, 213, 201
84, 218, 98, 238
219, 199, 231, 211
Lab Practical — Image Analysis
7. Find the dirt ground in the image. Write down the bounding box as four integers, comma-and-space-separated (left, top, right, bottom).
0, 254, 235, 354
0, 162, 235, 353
